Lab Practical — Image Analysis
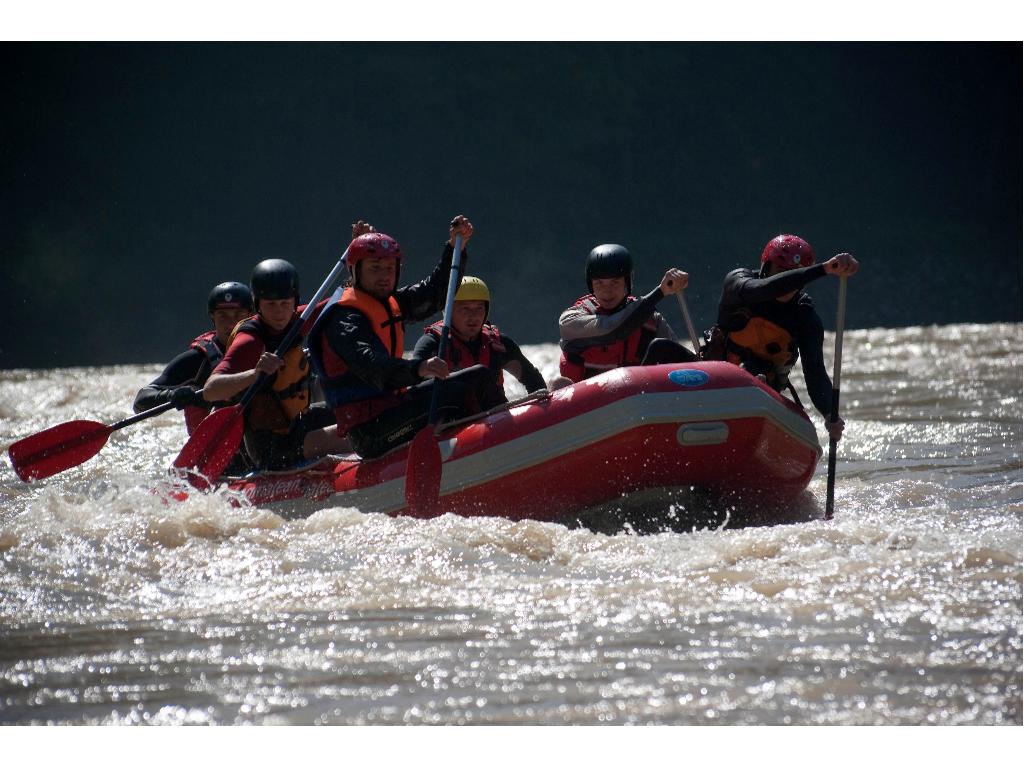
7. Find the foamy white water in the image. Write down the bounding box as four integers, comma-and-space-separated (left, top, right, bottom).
1, 324, 1020, 724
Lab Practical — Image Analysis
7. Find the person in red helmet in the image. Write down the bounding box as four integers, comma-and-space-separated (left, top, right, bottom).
307, 215, 500, 459
705, 234, 859, 441
555, 243, 697, 385
133, 281, 254, 436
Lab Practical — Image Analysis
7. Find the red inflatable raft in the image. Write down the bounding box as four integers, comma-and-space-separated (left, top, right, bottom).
213, 362, 822, 521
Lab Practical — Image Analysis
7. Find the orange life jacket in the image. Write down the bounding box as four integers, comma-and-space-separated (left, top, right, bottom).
311, 286, 404, 386
229, 315, 311, 433
306, 287, 407, 437
725, 314, 798, 390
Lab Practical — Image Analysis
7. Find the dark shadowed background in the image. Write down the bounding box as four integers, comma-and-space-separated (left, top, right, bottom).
2, 42, 1020, 369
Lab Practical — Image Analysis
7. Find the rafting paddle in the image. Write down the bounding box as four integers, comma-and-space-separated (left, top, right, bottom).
674, 291, 702, 357
172, 246, 352, 486
824, 276, 848, 520
405, 234, 464, 516
9, 401, 176, 482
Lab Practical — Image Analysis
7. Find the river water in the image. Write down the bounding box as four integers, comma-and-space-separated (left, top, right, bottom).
0, 323, 1020, 726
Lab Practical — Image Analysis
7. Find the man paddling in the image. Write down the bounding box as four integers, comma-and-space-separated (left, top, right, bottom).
133, 281, 253, 435
554, 244, 696, 386
307, 216, 500, 459
411, 275, 547, 401
202, 259, 350, 470
703, 234, 859, 440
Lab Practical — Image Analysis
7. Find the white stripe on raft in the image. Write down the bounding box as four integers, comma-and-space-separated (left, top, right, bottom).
313, 384, 821, 515
437, 386, 821, 496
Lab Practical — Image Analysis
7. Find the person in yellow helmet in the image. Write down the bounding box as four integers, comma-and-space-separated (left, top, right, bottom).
412, 276, 547, 401
306, 216, 501, 460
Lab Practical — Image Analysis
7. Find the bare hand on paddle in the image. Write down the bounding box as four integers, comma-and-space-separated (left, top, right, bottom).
660, 268, 690, 295
827, 415, 845, 442
352, 220, 375, 239
825, 253, 859, 277
449, 215, 473, 246
418, 357, 449, 380
254, 352, 284, 377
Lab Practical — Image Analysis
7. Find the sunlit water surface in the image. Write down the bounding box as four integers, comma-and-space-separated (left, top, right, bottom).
1, 324, 1020, 724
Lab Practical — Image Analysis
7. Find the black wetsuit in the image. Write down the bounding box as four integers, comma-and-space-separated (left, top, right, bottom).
133, 346, 216, 413
135, 337, 253, 474
310, 242, 501, 459
715, 264, 833, 417
314, 243, 462, 396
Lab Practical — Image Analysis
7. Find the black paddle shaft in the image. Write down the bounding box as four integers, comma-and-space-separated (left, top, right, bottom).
112, 401, 176, 430
425, 234, 464, 426
824, 387, 841, 519
427, 325, 453, 425
236, 324, 304, 410
824, 276, 847, 521
234, 251, 352, 411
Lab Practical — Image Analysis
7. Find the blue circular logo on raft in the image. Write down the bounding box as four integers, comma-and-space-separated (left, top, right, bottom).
668, 369, 710, 388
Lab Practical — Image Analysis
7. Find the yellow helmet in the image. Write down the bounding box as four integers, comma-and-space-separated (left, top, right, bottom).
454, 276, 490, 320
455, 276, 490, 302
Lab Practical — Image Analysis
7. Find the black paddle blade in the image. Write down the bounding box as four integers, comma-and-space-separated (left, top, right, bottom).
8, 420, 113, 482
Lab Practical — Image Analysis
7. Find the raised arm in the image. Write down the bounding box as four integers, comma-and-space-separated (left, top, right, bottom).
396, 216, 474, 323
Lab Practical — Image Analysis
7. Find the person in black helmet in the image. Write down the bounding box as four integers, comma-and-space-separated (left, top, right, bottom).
203, 259, 351, 471
133, 281, 254, 437
555, 244, 697, 385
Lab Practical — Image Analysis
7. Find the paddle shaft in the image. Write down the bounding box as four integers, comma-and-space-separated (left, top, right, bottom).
236, 247, 351, 409
426, 235, 464, 425
824, 276, 848, 520
674, 292, 702, 356
112, 401, 177, 430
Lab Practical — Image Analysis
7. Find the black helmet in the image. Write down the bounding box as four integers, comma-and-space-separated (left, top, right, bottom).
250, 259, 300, 303
585, 244, 633, 294
207, 281, 254, 313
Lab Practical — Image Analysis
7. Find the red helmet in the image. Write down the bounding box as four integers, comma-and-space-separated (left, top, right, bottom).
348, 232, 402, 266
760, 234, 815, 271
347, 232, 402, 285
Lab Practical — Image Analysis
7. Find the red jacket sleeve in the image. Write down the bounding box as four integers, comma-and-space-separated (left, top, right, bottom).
212, 332, 265, 376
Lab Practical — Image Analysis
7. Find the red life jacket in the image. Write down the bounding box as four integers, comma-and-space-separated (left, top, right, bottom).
183, 331, 224, 434
424, 321, 506, 388
308, 287, 406, 435
558, 295, 659, 382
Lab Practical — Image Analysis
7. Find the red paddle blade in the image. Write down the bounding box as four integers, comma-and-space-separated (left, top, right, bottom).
171, 405, 245, 485
404, 425, 443, 517
8, 420, 113, 482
